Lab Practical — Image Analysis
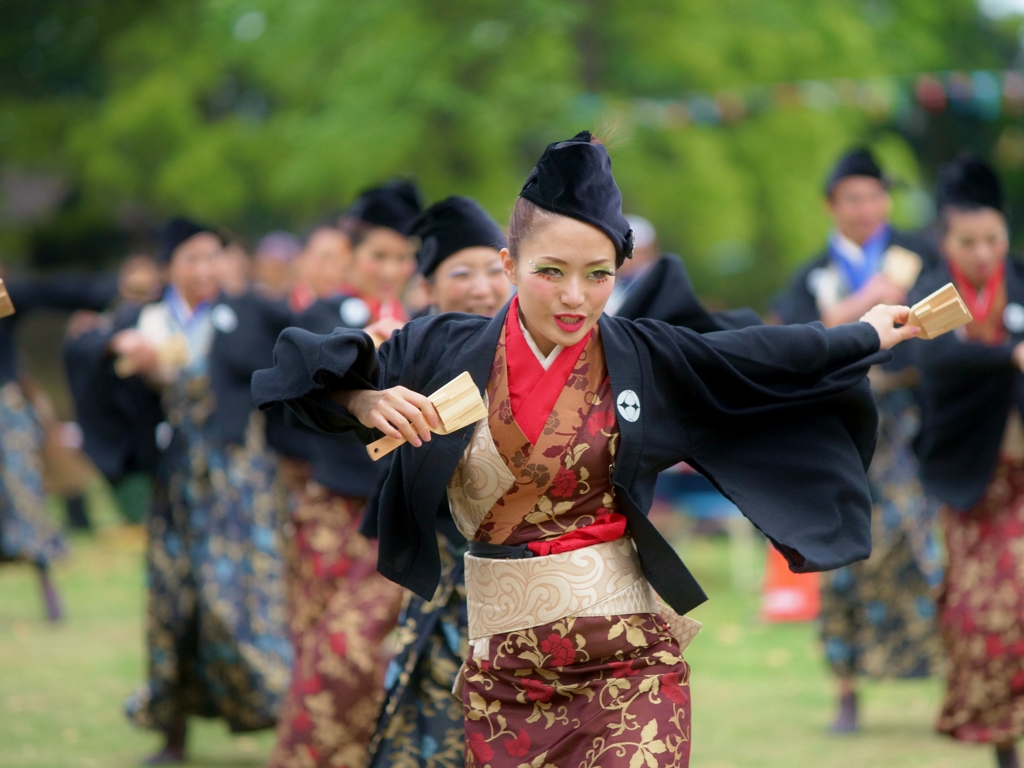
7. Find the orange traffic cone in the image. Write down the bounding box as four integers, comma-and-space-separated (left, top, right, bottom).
761, 542, 820, 622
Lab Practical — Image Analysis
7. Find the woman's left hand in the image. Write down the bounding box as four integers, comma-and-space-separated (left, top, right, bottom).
859, 304, 921, 350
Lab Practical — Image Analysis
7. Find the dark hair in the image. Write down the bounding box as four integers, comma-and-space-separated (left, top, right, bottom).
939, 203, 1007, 237
507, 197, 559, 261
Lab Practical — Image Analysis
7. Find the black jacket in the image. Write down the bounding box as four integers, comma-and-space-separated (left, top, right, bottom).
63, 303, 164, 481
772, 229, 938, 326
911, 259, 1024, 510
253, 303, 887, 616
64, 291, 289, 482
617, 254, 762, 330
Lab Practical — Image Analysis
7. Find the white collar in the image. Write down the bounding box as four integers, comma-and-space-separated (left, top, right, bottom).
517, 311, 563, 370
831, 230, 865, 264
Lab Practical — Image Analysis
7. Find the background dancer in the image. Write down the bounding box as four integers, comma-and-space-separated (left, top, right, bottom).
67, 219, 293, 765
266, 182, 421, 768
0, 271, 120, 620
773, 148, 943, 733
913, 156, 1024, 768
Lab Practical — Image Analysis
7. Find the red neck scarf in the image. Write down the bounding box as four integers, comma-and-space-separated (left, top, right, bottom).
505, 295, 592, 444
339, 285, 407, 323
948, 259, 1006, 325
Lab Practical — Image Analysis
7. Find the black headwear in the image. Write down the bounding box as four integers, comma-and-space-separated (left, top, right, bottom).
347, 179, 423, 234
936, 155, 1004, 212
825, 148, 888, 196
410, 196, 507, 278
155, 217, 217, 264
519, 131, 634, 267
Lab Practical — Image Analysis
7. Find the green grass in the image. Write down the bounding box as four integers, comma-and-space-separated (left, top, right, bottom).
0, 525, 995, 767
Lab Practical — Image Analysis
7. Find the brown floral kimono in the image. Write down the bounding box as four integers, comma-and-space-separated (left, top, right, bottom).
268, 486, 403, 768
453, 317, 695, 768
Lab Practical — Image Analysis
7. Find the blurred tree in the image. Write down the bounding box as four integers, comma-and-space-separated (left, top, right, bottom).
0, 0, 1020, 307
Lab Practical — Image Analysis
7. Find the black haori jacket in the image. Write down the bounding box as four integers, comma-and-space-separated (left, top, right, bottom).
252, 303, 888, 615
616, 254, 763, 331
911, 259, 1024, 510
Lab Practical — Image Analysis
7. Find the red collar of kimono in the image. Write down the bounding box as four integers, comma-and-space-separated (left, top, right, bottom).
505, 294, 593, 444
948, 258, 1006, 324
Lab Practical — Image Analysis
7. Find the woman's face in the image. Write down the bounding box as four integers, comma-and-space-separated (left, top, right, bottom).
216, 242, 251, 296
168, 232, 222, 308
942, 207, 1009, 288
347, 227, 415, 302
426, 247, 509, 316
300, 228, 350, 299
503, 215, 616, 355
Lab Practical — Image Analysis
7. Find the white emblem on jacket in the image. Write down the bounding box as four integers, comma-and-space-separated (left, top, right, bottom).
617, 390, 641, 422
339, 297, 371, 328
211, 304, 238, 333
1005, 303, 1024, 334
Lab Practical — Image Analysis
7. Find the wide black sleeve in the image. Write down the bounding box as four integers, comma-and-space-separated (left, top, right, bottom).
7, 272, 119, 313
636, 319, 886, 573
251, 318, 419, 442
912, 327, 1017, 509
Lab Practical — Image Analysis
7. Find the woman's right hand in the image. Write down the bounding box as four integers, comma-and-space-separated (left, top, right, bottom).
859, 304, 920, 350
336, 387, 441, 447
109, 330, 159, 375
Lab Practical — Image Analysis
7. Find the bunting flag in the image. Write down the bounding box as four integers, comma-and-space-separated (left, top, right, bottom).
591, 69, 1024, 129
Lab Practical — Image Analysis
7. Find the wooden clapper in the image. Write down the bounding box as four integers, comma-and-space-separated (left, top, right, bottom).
114, 335, 190, 378
881, 245, 924, 291
907, 282, 973, 339
366, 371, 488, 461
0, 280, 15, 319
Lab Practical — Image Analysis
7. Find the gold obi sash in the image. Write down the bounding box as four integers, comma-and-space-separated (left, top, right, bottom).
464, 538, 702, 662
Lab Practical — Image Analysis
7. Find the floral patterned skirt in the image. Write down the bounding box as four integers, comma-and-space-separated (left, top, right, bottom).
937, 458, 1024, 743
0, 383, 65, 567
368, 534, 468, 768
819, 511, 941, 679
820, 393, 942, 680
268, 484, 404, 768
126, 422, 292, 733
461, 612, 691, 768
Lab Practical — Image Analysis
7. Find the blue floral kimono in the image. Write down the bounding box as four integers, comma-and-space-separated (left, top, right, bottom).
124, 293, 292, 732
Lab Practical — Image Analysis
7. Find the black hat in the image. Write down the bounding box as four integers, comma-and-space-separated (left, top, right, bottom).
519, 131, 633, 266
155, 217, 217, 264
825, 148, 888, 195
936, 155, 1004, 212
410, 196, 507, 278
347, 179, 423, 234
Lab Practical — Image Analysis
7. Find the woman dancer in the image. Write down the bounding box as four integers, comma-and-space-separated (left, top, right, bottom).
70, 219, 292, 764
255, 132, 917, 766
266, 182, 421, 768
913, 157, 1024, 768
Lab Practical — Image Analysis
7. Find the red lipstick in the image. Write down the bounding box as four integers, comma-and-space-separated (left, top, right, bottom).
554, 314, 585, 333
